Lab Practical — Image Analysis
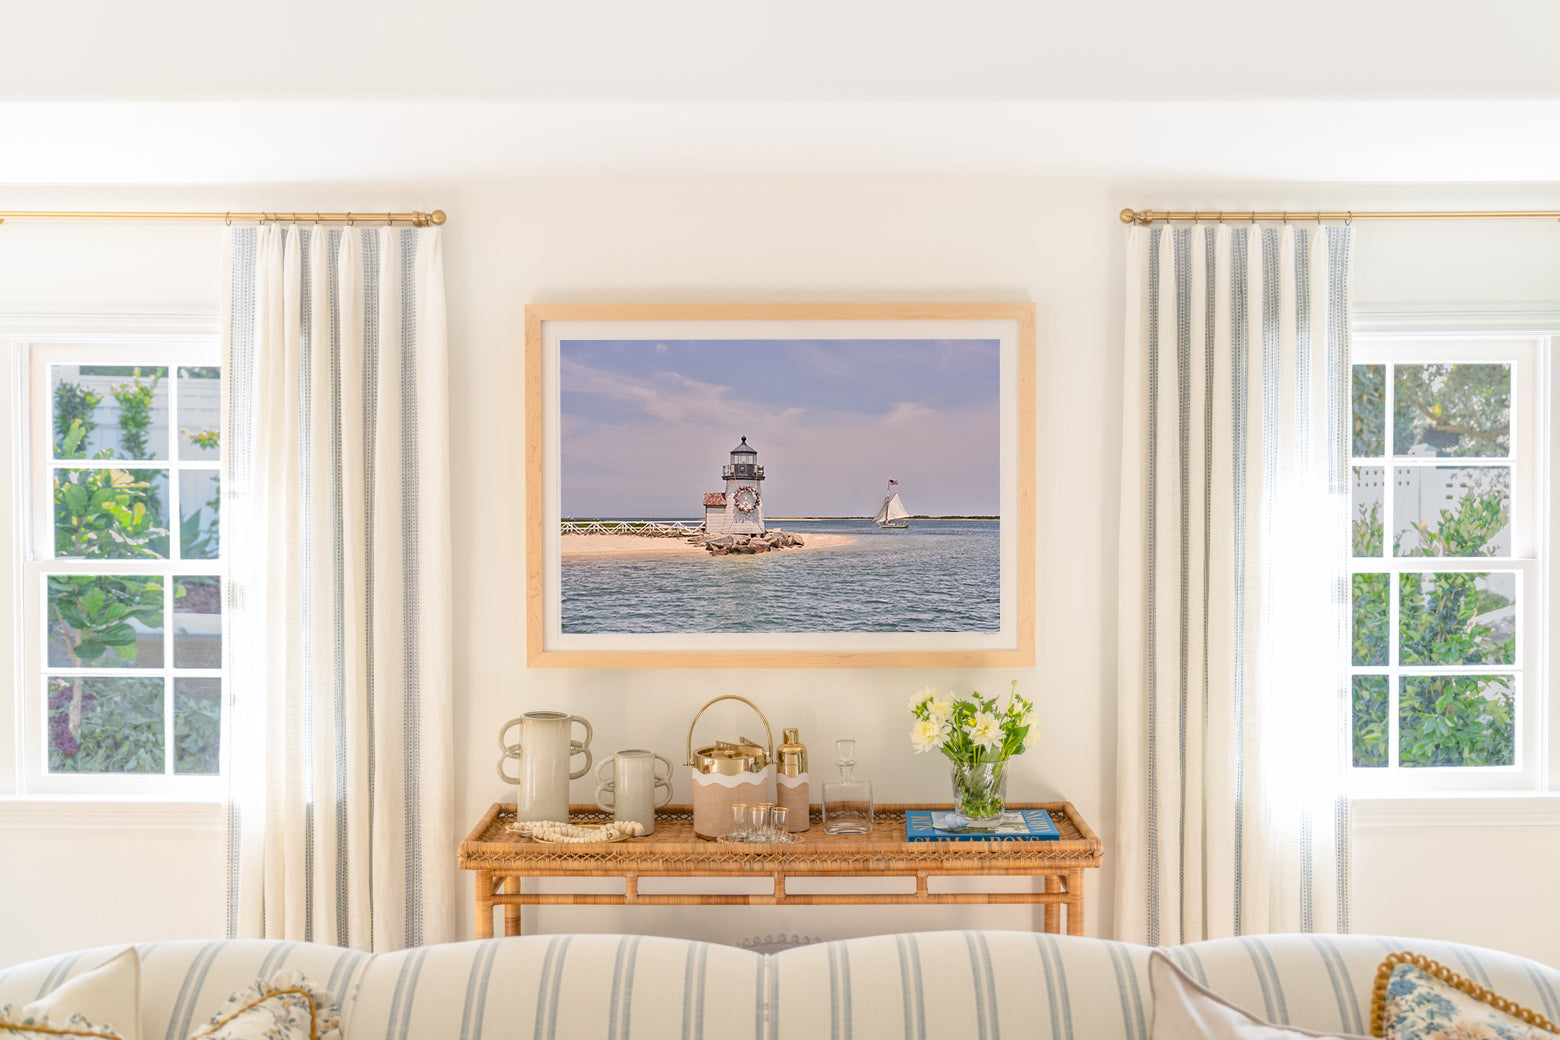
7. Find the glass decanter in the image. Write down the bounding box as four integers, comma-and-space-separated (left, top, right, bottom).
821, 738, 873, 834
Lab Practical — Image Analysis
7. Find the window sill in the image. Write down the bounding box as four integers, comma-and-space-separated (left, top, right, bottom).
1351, 794, 1560, 828
0, 797, 223, 831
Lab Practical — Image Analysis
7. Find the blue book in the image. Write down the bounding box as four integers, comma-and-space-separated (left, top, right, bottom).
904, 808, 1060, 842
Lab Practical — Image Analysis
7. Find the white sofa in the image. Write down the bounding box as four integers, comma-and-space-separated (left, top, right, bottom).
2, 930, 1557, 1039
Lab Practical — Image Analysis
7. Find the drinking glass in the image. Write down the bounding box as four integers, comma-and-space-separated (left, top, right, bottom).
729, 802, 751, 841
748, 803, 773, 842
769, 805, 790, 841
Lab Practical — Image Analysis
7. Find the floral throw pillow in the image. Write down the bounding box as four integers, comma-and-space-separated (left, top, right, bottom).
1373, 953, 1560, 1040
186, 972, 341, 1040
0, 1006, 127, 1040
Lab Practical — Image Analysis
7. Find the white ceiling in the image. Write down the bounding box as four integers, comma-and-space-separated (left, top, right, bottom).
5, 0, 1560, 184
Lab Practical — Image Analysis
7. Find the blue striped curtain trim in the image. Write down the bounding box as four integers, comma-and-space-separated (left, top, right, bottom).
296, 229, 318, 945
1327, 226, 1355, 934
1173, 228, 1192, 944
223, 225, 258, 942
325, 226, 351, 949
360, 230, 380, 922
1228, 226, 1251, 937
398, 228, 426, 948
1144, 229, 1163, 946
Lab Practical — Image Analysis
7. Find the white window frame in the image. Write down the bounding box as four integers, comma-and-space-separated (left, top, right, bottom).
1349, 325, 1549, 796
8, 327, 224, 800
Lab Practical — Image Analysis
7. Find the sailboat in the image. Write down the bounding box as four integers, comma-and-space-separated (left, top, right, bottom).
873, 480, 911, 529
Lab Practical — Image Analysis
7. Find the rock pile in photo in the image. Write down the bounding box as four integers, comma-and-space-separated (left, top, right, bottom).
693, 530, 808, 555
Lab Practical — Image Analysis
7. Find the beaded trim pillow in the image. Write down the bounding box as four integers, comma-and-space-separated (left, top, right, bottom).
1372, 952, 1560, 1039
186, 972, 341, 1040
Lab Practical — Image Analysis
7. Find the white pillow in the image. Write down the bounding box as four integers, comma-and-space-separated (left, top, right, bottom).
2, 947, 141, 1040
1149, 952, 1369, 1040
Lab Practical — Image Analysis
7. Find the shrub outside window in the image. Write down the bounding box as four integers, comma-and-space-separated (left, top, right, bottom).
20, 342, 224, 796
1349, 336, 1543, 794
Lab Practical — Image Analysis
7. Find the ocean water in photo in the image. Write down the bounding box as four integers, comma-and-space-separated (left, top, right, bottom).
561, 519, 999, 634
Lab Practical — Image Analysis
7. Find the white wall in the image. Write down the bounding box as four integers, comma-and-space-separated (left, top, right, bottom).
0, 179, 1556, 968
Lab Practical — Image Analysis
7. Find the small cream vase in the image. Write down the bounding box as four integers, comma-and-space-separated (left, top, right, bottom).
594, 749, 674, 834
685, 695, 774, 840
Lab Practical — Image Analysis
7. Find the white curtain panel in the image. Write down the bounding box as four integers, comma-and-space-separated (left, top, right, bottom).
220, 223, 455, 950
1115, 224, 1354, 946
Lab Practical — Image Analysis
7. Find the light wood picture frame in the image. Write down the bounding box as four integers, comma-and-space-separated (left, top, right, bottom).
525, 303, 1036, 668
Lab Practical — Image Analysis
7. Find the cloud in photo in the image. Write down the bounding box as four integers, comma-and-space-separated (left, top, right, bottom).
560, 339, 999, 518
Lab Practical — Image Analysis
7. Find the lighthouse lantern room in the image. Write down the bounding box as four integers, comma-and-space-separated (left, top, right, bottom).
703, 436, 766, 536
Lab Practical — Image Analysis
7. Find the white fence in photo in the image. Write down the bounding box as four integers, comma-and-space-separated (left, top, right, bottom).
561, 519, 703, 537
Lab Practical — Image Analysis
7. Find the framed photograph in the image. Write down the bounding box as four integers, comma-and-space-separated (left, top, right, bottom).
525, 303, 1036, 668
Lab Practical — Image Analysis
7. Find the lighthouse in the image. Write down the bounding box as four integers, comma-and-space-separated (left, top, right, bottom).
702, 436, 767, 536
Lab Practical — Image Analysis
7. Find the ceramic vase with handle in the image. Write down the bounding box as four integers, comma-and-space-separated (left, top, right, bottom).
594, 749, 674, 835
497, 711, 594, 822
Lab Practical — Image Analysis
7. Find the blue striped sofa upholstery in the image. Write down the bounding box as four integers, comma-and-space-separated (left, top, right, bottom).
2, 931, 1556, 1039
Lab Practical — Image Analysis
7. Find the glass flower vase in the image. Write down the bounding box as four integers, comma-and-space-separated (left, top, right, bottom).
949, 759, 1009, 828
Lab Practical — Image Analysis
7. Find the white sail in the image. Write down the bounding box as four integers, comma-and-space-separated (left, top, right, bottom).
875, 491, 911, 524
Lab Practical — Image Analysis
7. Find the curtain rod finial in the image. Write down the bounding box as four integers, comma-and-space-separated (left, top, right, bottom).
1119, 208, 1137, 225
414, 210, 447, 227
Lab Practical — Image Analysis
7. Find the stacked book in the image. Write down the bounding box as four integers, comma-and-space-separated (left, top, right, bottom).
904, 809, 1060, 842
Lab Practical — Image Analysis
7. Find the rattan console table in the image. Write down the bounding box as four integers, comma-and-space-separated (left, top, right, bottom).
459, 801, 1102, 938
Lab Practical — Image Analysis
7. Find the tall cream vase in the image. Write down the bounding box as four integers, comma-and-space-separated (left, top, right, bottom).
498, 711, 594, 822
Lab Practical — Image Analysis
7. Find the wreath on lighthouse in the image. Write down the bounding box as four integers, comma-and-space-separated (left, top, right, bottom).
733, 485, 761, 514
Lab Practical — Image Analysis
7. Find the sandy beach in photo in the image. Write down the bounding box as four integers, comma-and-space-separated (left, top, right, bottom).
561, 533, 854, 558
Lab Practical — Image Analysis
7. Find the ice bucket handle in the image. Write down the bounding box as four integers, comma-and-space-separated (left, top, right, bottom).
684, 695, 774, 766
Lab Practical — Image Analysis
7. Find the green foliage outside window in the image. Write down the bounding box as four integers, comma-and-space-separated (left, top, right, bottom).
46, 371, 221, 776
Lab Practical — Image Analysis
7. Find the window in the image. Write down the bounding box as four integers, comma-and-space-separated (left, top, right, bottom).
17, 339, 224, 796
1349, 335, 1544, 793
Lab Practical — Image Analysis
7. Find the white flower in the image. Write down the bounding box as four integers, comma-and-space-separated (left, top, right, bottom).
927, 697, 955, 725
908, 685, 938, 711
970, 711, 1002, 752
910, 718, 949, 754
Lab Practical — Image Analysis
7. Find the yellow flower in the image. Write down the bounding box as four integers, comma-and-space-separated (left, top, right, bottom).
927, 697, 955, 725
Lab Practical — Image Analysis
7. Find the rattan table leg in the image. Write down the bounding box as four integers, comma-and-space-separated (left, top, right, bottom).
1066, 869, 1085, 936
502, 875, 522, 937
1043, 875, 1062, 933
475, 870, 495, 939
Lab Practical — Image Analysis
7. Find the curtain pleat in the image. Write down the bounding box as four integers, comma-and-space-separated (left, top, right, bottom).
222, 223, 455, 951
1115, 223, 1353, 945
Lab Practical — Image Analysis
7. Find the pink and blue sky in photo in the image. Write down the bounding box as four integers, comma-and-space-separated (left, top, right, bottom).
560, 338, 1000, 518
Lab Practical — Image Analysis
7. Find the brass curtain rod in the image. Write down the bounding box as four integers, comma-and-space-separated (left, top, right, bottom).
0, 209, 446, 227
1121, 207, 1560, 226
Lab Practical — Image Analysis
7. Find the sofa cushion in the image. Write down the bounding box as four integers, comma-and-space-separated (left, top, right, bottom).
1149, 952, 1368, 1039
346, 934, 764, 1040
